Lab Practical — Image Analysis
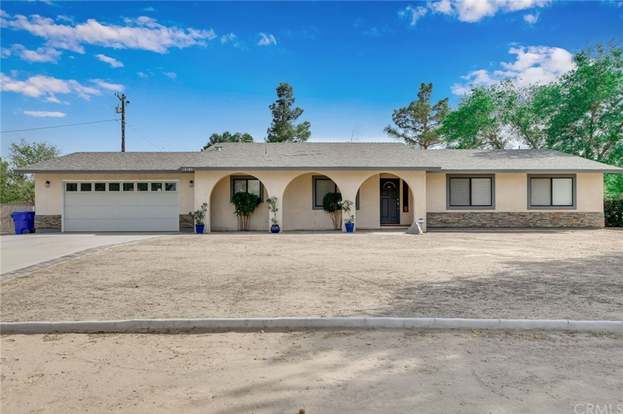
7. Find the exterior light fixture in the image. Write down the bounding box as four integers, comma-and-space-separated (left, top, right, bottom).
45, 180, 51, 187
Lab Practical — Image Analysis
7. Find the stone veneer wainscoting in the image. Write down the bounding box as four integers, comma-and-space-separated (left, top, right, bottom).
427, 212, 604, 228
35, 215, 62, 232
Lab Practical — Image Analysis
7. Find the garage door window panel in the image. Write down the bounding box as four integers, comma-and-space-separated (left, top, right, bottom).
80, 183, 92, 192
137, 183, 148, 192
66, 183, 78, 192
94, 183, 106, 192
165, 182, 176, 192
108, 183, 120, 192
151, 182, 163, 192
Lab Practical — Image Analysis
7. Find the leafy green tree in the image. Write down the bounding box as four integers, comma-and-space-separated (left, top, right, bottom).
0, 158, 21, 203
202, 132, 253, 150
231, 191, 260, 231
508, 83, 560, 149
544, 45, 623, 198
266, 83, 311, 142
385, 83, 449, 149
2, 140, 60, 203
441, 85, 514, 149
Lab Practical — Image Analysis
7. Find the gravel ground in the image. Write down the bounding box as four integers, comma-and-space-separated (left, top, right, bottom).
1, 229, 622, 321
1, 331, 622, 413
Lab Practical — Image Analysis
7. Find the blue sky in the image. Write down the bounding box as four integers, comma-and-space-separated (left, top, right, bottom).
1, 1, 622, 155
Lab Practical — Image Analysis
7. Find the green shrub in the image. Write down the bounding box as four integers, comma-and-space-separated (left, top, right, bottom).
231, 192, 260, 230
604, 198, 623, 227
323, 192, 342, 230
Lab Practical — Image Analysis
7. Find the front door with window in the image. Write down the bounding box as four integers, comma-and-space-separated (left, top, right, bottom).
380, 178, 400, 225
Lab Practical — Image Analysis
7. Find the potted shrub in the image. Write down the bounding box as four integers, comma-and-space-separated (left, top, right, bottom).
340, 199, 355, 233
267, 196, 280, 233
189, 202, 208, 234
231, 192, 260, 231
322, 192, 342, 230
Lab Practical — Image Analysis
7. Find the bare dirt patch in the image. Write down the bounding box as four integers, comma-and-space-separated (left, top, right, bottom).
1, 331, 621, 413
1, 230, 622, 321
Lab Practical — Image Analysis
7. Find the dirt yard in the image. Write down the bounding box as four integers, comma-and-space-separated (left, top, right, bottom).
1, 330, 621, 413
1, 230, 622, 321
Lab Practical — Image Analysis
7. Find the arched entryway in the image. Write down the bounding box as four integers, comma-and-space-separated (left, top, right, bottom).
282, 172, 343, 231
355, 172, 414, 229
209, 173, 269, 231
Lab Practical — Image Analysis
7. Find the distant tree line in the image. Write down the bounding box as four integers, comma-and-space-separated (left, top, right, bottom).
1, 140, 60, 203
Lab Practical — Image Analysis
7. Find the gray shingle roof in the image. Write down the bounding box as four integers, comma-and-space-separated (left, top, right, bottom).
18, 143, 623, 173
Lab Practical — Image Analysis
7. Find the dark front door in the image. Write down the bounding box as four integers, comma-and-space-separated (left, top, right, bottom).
380, 178, 400, 225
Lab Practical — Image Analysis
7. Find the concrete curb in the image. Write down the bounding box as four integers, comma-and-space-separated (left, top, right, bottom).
2, 317, 622, 335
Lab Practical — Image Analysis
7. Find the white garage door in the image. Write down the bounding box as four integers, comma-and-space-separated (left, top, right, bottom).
63, 181, 179, 232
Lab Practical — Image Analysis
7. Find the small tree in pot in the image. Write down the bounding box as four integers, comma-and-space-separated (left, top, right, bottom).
339, 199, 355, 232
189, 202, 208, 234
232, 192, 260, 231
267, 196, 280, 233
323, 192, 342, 230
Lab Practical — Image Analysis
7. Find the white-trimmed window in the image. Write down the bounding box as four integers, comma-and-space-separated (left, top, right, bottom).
529, 176, 575, 208
448, 175, 494, 208
312, 175, 360, 210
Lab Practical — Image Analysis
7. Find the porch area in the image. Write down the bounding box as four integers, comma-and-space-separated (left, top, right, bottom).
193, 169, 428, 233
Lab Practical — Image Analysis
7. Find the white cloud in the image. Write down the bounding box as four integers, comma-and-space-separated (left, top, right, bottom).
398, 5, 428, 26
163, 71, 177, 80
1, 44, 61, 63
523, 12, 539, 24
137, 71, 148, 78
220, 32, 242, 48
91, 79, 124, 92
95, 53, 123, 68
24, 110, 66, 118
451, 45, 575, 95
1, 12, 216, 54
415, 0, 550, 23
143, 6, 156, 12
257, 32, 277, 46
0, 72, 102, 101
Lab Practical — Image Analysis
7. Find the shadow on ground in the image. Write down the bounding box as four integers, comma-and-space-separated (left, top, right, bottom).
377, 253, 623, 320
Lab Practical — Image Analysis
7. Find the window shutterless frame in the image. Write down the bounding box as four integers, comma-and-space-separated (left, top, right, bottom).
230, 176, 264, 201
446, 174, 495, 209
311, 175, 360, 210
527, 174, 576, 209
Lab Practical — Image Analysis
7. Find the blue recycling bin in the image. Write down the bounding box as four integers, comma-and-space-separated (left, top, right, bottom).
11, 211, 35, 234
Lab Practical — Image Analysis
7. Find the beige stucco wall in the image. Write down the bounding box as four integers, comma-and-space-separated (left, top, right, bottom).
33, 173, 195, 216
194, 169, 426, 232
209, 175, 269, 231
427, 172, 603, 212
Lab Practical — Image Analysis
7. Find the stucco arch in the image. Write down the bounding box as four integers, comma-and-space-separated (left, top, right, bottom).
208, 172, 270, 232
282, 171, 343, 231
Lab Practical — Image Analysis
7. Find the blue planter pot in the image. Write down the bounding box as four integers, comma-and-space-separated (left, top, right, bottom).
195, 224, 205, 234
271, 224, 281, 233
345, 222, 355, 233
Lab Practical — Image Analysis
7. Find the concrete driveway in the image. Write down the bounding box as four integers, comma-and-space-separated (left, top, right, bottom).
0, 233, 158, 275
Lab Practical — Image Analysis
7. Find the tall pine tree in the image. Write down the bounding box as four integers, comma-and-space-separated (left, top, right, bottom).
384, 83, 449, 149
266, 83, 311, 142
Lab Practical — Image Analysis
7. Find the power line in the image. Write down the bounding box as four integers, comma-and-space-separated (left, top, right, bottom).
0, 119, 119, 134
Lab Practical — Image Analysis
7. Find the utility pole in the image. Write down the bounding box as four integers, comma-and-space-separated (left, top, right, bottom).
115, 93, 129, 152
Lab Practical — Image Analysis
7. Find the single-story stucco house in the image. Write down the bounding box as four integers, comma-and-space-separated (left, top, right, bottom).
19, 143, 622, 233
